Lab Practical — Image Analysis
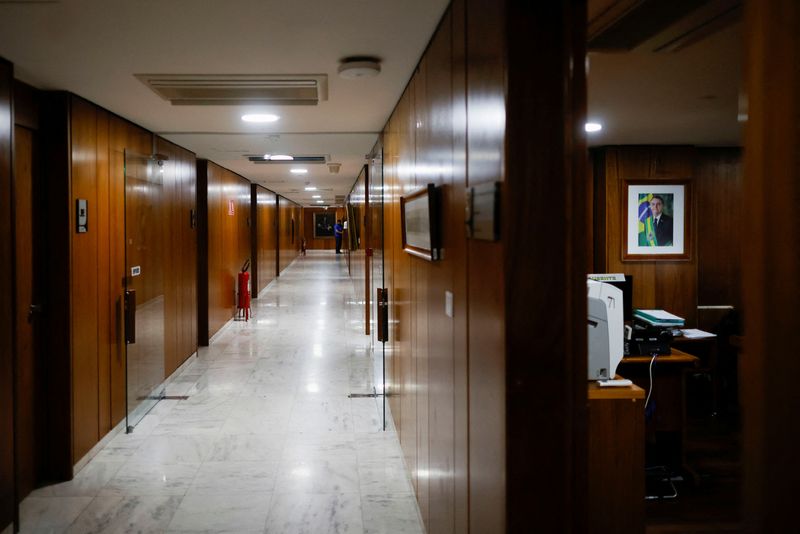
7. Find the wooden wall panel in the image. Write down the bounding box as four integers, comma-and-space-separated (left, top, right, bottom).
378, 2, 588, 532
204, 161, 251, 339
252, 184, 278, 297
419, 11, 458, 533
505, 3, 588, 531
156, 137, 198, 376
594, 147, 699, 326
95, 111, 111, 437
741, 1, 800, 531
13, 125, 36, 503
0, 56, 15, 532
465, 0, 506, 531
70, 97, 101, 461
278, 196, 301, 274
450, 2, 470, 530
695, 148, 742, 324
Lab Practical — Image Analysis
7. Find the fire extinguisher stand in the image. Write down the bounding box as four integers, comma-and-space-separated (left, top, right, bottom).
236, 259, 251, 322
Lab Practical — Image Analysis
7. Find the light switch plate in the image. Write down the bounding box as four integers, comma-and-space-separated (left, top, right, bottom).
131, 266, 141, 277
445, 291, 453, 318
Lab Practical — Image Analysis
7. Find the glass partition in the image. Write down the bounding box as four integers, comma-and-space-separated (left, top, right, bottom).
124, 150, 166, 432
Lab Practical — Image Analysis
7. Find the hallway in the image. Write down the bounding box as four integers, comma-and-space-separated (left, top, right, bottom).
19, 252, 423, 534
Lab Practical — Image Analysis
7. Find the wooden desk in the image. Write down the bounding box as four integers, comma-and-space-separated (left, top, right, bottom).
588, 380, 645, 534
617, 349, 700, 479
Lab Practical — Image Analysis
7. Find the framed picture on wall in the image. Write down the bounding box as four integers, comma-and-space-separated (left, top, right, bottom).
623, 180, 691, 261
313, 212, 336, 239
401, 184, 442, 261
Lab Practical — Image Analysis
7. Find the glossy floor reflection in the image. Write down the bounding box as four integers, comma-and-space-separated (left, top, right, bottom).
20, 251, 423, 534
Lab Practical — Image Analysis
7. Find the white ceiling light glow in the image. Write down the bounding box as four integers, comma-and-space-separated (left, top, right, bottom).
270, 154, 294, 161
585, 122, 603, 133
290, 169, 308, 174
312, 195, 321, 198
241, 113, 279, 123
304, 186, 317, 191
316, 200, 325, 204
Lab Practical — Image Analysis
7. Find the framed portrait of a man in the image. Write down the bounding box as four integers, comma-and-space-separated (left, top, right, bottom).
313, 212, 336, 239
623, 180, 691, 261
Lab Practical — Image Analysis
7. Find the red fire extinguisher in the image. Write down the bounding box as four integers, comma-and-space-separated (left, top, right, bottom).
237, 259, 251, 321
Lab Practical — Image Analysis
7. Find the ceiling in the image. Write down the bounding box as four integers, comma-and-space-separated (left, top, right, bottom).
587, 0, 744, 147
0, 0, 744, 204
0, 0, 450, 206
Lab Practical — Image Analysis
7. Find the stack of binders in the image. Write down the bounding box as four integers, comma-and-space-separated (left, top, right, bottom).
633, 309, 685, 328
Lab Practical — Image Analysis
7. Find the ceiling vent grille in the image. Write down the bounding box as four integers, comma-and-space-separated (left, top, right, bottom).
245, 155, 328, 164
335, 195, 346, 203
135, 74, 328, 106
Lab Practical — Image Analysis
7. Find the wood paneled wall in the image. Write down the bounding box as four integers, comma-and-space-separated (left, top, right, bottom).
378, 2, 589, 532
251, 184, 278, 297
695, 148, 742, 326
593, 147, 699, 325
201, 160, 251, 340
37, 93, 198, 473
13, 122, 37, 504
155, 137, 198, 376
278, 196, 301, 274
302, 207, 346, 250
741, 1, 800, 530
12, 81, 46, 509
0, 56, 15, 533
592, 146, 743, 329
382, 6, 470, 532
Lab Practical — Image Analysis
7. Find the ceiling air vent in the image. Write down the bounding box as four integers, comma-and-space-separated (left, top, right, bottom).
245, 155, 328, 164
135, 74, 328, 106
335, 195, 346, 204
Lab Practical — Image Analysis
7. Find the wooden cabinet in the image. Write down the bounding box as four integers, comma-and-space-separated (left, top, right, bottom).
588, 381, 645, 534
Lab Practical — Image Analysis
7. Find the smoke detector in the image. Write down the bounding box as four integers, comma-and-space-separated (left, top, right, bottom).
327, 162, 342, 174
338, 57, 381, 79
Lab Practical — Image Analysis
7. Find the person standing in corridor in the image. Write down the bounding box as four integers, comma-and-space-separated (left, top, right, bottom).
334, 219, 344, 254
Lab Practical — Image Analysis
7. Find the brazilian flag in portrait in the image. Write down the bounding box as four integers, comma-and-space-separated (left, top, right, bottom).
637, 193, 674, 246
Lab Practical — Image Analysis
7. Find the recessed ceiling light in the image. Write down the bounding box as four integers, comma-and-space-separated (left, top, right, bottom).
263, 154, 271, 159
312, 195, 321, 198
290, 169, 308, 174
305, 186, 317, 191
585, 122, 603, 133
242, 114, 279, 123
270, 154, 293, 161
316, 200, 325, 204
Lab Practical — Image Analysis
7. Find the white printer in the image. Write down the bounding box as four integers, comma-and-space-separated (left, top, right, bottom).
587, 280, 624, 381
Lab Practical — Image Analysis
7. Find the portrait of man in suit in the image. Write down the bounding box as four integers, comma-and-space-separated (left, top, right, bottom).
649, 195, 673, 246
628, 184, 686, 258
636, 192, 675, 247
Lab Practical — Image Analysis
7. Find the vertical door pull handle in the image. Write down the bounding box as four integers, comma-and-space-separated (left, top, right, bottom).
124, 289, 136, 344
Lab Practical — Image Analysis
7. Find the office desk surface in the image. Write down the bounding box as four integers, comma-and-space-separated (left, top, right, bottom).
588, 380, 645, 400
621, 347, 699, 365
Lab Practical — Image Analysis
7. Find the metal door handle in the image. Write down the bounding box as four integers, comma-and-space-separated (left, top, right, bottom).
377, 288, 388, 343
124, 289, 136, 344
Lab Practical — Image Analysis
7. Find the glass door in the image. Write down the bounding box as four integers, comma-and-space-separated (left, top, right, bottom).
368, 144, 386, 430
124, 150, 166, 432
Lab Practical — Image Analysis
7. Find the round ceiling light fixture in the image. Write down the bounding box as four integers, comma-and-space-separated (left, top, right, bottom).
338, 56, 381, 79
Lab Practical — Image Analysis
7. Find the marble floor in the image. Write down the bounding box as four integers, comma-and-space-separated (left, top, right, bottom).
20, 251, 424, 534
